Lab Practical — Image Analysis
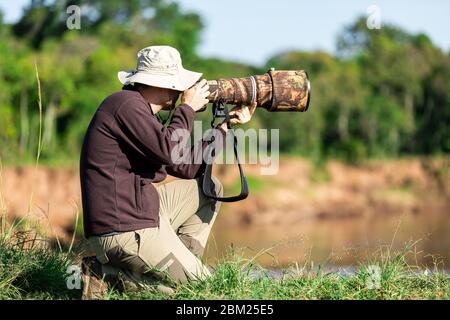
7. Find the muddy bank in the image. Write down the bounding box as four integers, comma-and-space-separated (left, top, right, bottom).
216, 157, 449, 227
0, 157, 449, 266
0, 166, 80, 240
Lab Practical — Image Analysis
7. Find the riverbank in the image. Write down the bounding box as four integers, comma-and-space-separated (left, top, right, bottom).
1, 156, 449, 268
0, 233, 448, 300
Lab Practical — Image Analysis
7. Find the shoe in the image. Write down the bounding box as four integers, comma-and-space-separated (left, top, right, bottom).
154, 284, 175, 295
81, 256, 109, 300
119, 270, 176, 296
81, 256, 176, 297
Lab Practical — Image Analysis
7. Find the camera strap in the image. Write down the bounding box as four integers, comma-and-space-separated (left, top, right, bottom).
202, 98, 249, 202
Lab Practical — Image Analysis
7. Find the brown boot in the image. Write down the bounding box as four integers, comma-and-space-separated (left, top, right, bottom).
81, 256, 176, 298
81, 256, 109, 300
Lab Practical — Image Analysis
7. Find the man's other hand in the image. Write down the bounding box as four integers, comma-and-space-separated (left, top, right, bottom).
181, 79, 210, 112
216, 101, 257, 133
229, 101, 257, 125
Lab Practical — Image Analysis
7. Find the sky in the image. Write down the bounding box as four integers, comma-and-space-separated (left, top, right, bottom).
1, 0, 449, 66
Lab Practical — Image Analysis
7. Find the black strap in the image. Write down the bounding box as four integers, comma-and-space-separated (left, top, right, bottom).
202, 99, 249, 202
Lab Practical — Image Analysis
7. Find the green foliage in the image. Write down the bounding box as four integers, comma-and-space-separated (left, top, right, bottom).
262, 17, 450, 161
0, 222, 448, 300
110, 244, 449, 300
0, 5, 449, 164
0, 234, 78, 299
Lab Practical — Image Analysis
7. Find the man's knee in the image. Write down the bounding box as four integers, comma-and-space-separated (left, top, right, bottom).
178, 234, 205, 259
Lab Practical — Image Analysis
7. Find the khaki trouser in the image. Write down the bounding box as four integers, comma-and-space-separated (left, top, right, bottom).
88, 176, 223, 284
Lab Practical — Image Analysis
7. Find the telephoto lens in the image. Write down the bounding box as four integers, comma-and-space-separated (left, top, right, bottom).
206, 69, 310, 112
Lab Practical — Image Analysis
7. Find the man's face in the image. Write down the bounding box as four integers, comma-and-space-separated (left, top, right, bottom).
161, 88, 182, 110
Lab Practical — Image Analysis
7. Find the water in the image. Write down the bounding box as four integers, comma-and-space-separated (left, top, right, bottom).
205, 210, 450, 270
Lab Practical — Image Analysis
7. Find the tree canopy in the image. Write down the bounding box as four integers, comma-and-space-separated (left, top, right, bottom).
0, 1, 448, 164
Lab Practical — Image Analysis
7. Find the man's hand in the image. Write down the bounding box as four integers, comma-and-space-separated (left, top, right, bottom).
229, 101, 257, 125
181, 79, 210, 112
217, 101, 257, 133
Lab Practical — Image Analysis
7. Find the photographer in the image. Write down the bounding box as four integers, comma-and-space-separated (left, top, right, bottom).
79, 45, 256, 299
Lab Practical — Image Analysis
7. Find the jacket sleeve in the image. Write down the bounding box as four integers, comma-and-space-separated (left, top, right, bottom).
115, 99, 195, 166
165, 126, 227, 179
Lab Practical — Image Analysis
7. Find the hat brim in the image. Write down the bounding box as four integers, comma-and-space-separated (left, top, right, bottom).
118, 68, 202, 91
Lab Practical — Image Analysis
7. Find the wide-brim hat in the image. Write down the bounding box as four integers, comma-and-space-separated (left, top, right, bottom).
118, 45, 202, 91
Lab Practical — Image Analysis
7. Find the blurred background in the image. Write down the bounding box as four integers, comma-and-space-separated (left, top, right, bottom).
0, 0, 449, 270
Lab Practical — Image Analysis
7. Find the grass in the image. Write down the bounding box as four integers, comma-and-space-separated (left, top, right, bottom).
0, 62, 78, 300
0, 231, 78, 299
108, 243, 449, 300
0, 223, 448, 300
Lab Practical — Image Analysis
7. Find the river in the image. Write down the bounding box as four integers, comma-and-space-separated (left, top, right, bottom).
205, 207, 450, 270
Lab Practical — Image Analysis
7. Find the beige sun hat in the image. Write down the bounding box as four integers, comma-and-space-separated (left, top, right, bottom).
118, 45, 202, 91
